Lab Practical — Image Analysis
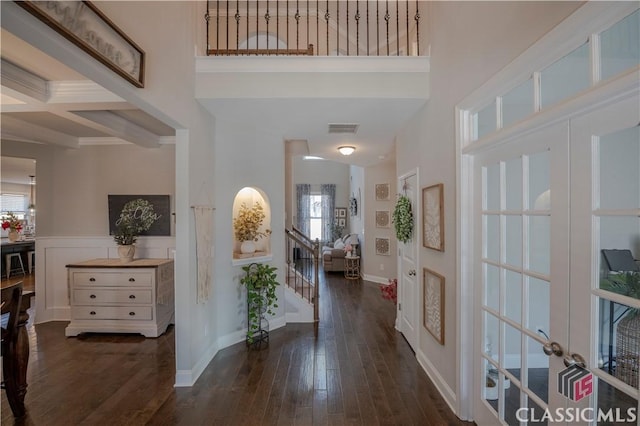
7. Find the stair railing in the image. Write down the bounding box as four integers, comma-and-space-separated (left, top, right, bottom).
285, 227, 320, 322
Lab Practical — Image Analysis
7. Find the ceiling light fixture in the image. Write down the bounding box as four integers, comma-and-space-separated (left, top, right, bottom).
338, 146, 356, 156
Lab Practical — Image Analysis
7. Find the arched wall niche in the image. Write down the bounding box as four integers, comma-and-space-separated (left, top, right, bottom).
232, 186, 272, 263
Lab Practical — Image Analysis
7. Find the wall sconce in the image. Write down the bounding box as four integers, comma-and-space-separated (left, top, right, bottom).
338, 146, 356, 156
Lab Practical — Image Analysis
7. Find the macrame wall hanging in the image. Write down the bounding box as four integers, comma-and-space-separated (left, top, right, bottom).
192, 205, 215, 303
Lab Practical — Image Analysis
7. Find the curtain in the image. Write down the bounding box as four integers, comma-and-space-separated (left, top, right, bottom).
296, 184, 311, 237
321, 184, 336, 243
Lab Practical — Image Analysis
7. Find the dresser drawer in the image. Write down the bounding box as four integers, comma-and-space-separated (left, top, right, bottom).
72, 271, 152, 287
72, 306, 153, 320
73, 289, 153, 305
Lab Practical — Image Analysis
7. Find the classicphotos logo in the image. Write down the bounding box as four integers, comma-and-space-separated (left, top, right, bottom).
558, 365, 593, 402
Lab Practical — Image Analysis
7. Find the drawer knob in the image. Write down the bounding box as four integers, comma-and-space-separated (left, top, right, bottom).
90, 294, 96, 299
90, 311, 96, 315
128, 278, 135, 282
129, 312, 136, 316
89, 277, 96, 282
129, 295, 136, 299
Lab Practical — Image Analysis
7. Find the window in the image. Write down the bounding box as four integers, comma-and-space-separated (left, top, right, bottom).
0, 194, 26, 219
309, 194, 326, 241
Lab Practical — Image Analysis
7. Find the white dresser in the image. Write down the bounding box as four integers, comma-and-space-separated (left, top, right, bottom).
65, 258, 174, 338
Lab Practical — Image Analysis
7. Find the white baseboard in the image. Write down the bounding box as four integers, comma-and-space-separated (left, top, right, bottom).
175, 339, 220, 387
417, 351, 458, 416
362, 274, 390, 284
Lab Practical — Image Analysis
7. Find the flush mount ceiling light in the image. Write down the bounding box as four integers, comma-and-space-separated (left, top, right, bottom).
338, 146, 356, 156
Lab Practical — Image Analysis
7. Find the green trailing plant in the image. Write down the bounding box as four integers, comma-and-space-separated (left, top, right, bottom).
600, 272, 640, 318
240, 263, 279, 345
392, 195, 413, 243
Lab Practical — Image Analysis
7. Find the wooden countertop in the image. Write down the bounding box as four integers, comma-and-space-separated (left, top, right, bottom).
66, 258, 174, 268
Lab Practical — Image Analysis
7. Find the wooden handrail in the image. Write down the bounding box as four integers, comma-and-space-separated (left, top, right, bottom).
208, 44, 314, 56
285, 229, 314, 253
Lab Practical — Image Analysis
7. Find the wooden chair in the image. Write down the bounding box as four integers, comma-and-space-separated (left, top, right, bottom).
1, 281, 25, 417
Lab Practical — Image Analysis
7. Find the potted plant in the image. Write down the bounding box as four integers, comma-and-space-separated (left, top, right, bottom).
233, 201, 271, 254
240, 262, 279, 347
113, 199, 159, 262
392, 195, 413, 243
2, 212, 23, 242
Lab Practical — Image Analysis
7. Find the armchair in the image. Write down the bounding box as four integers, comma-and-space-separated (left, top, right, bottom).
322, 234, 359, 272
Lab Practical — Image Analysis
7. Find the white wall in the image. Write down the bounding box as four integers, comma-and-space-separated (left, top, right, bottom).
394, 0, 583, 413
363, 156, 397, 283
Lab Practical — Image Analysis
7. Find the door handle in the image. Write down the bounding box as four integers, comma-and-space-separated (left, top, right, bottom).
563, 353, 587, 369
408, 270, 416, 276
542, 341, 564, 357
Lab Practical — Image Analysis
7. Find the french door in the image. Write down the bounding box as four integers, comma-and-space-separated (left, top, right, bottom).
472, 94, 639, 425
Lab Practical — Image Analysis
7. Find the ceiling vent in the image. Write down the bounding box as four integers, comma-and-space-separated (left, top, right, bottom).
328, 123, 359, 134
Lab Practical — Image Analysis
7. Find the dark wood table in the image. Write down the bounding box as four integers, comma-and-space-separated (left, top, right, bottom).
3, 290, 33, 417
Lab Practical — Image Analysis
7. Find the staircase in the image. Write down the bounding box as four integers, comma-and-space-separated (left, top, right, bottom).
285, 226, 320, 323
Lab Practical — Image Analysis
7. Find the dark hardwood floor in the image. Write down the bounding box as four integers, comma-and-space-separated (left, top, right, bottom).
2, 270, 470, 425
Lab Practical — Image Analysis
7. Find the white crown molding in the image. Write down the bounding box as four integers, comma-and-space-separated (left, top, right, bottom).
48, 80, 125, 104
78, 137, 131, 146
1, 58, 49, 102
73, 110, 161, 148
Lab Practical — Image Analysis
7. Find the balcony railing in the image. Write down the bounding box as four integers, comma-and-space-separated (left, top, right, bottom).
206, 1, 424, 56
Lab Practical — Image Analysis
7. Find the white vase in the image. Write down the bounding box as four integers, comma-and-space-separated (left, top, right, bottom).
240, 240, 256, 254
118, 244, 136, 263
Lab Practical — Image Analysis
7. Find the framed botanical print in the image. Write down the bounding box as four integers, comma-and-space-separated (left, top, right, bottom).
375, 237, 390, 256
423, 267, 445, 345
375, 183, 390, 201
375, 210, 390, 228
422, 184, 444, 251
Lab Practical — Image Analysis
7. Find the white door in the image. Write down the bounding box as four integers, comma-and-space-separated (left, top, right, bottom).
567, 94, 640, 422
398, 171, 419, 351
472, 123, 571, 425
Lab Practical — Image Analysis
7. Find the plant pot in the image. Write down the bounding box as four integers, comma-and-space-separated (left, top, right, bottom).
118, 244, 136, 263
7, 230, 18, 242
241, 240, 256, 254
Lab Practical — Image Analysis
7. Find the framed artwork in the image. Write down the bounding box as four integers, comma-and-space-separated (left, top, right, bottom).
375, 237, 390, 256
423, 268, 445, 345
108, 195, 171, 236
375, 210, 390, 228
335, 207, 346, 218
375, 183, 390, 201
338, 218, 346, 227
422, 183, 444, 251
17, 1, 145, 88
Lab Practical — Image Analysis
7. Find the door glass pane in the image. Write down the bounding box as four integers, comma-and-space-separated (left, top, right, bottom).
526, 337, 549, 404
502, 78, 534, 128
600, 9, 640, 82
484, 311, 500, 364
505, 216, 522, 267
597, 298, 640, 388
529, 216, 550, 275
599, 126, 640, 210
483, 357, 500, 415
501, 374, 520, 426
476, 100, 497, 140
596, 376, 638, 424
599, 216, 640, 275
485, 163, 501, 211
528, 151, 550, 210
505, 270, 522, 324
484, 215, 500, 261
541, 42, 590, 108
527, 277, 550, 336
484, 263, 500, 312
505, 157, 522, 211
504, 322, 522, 381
